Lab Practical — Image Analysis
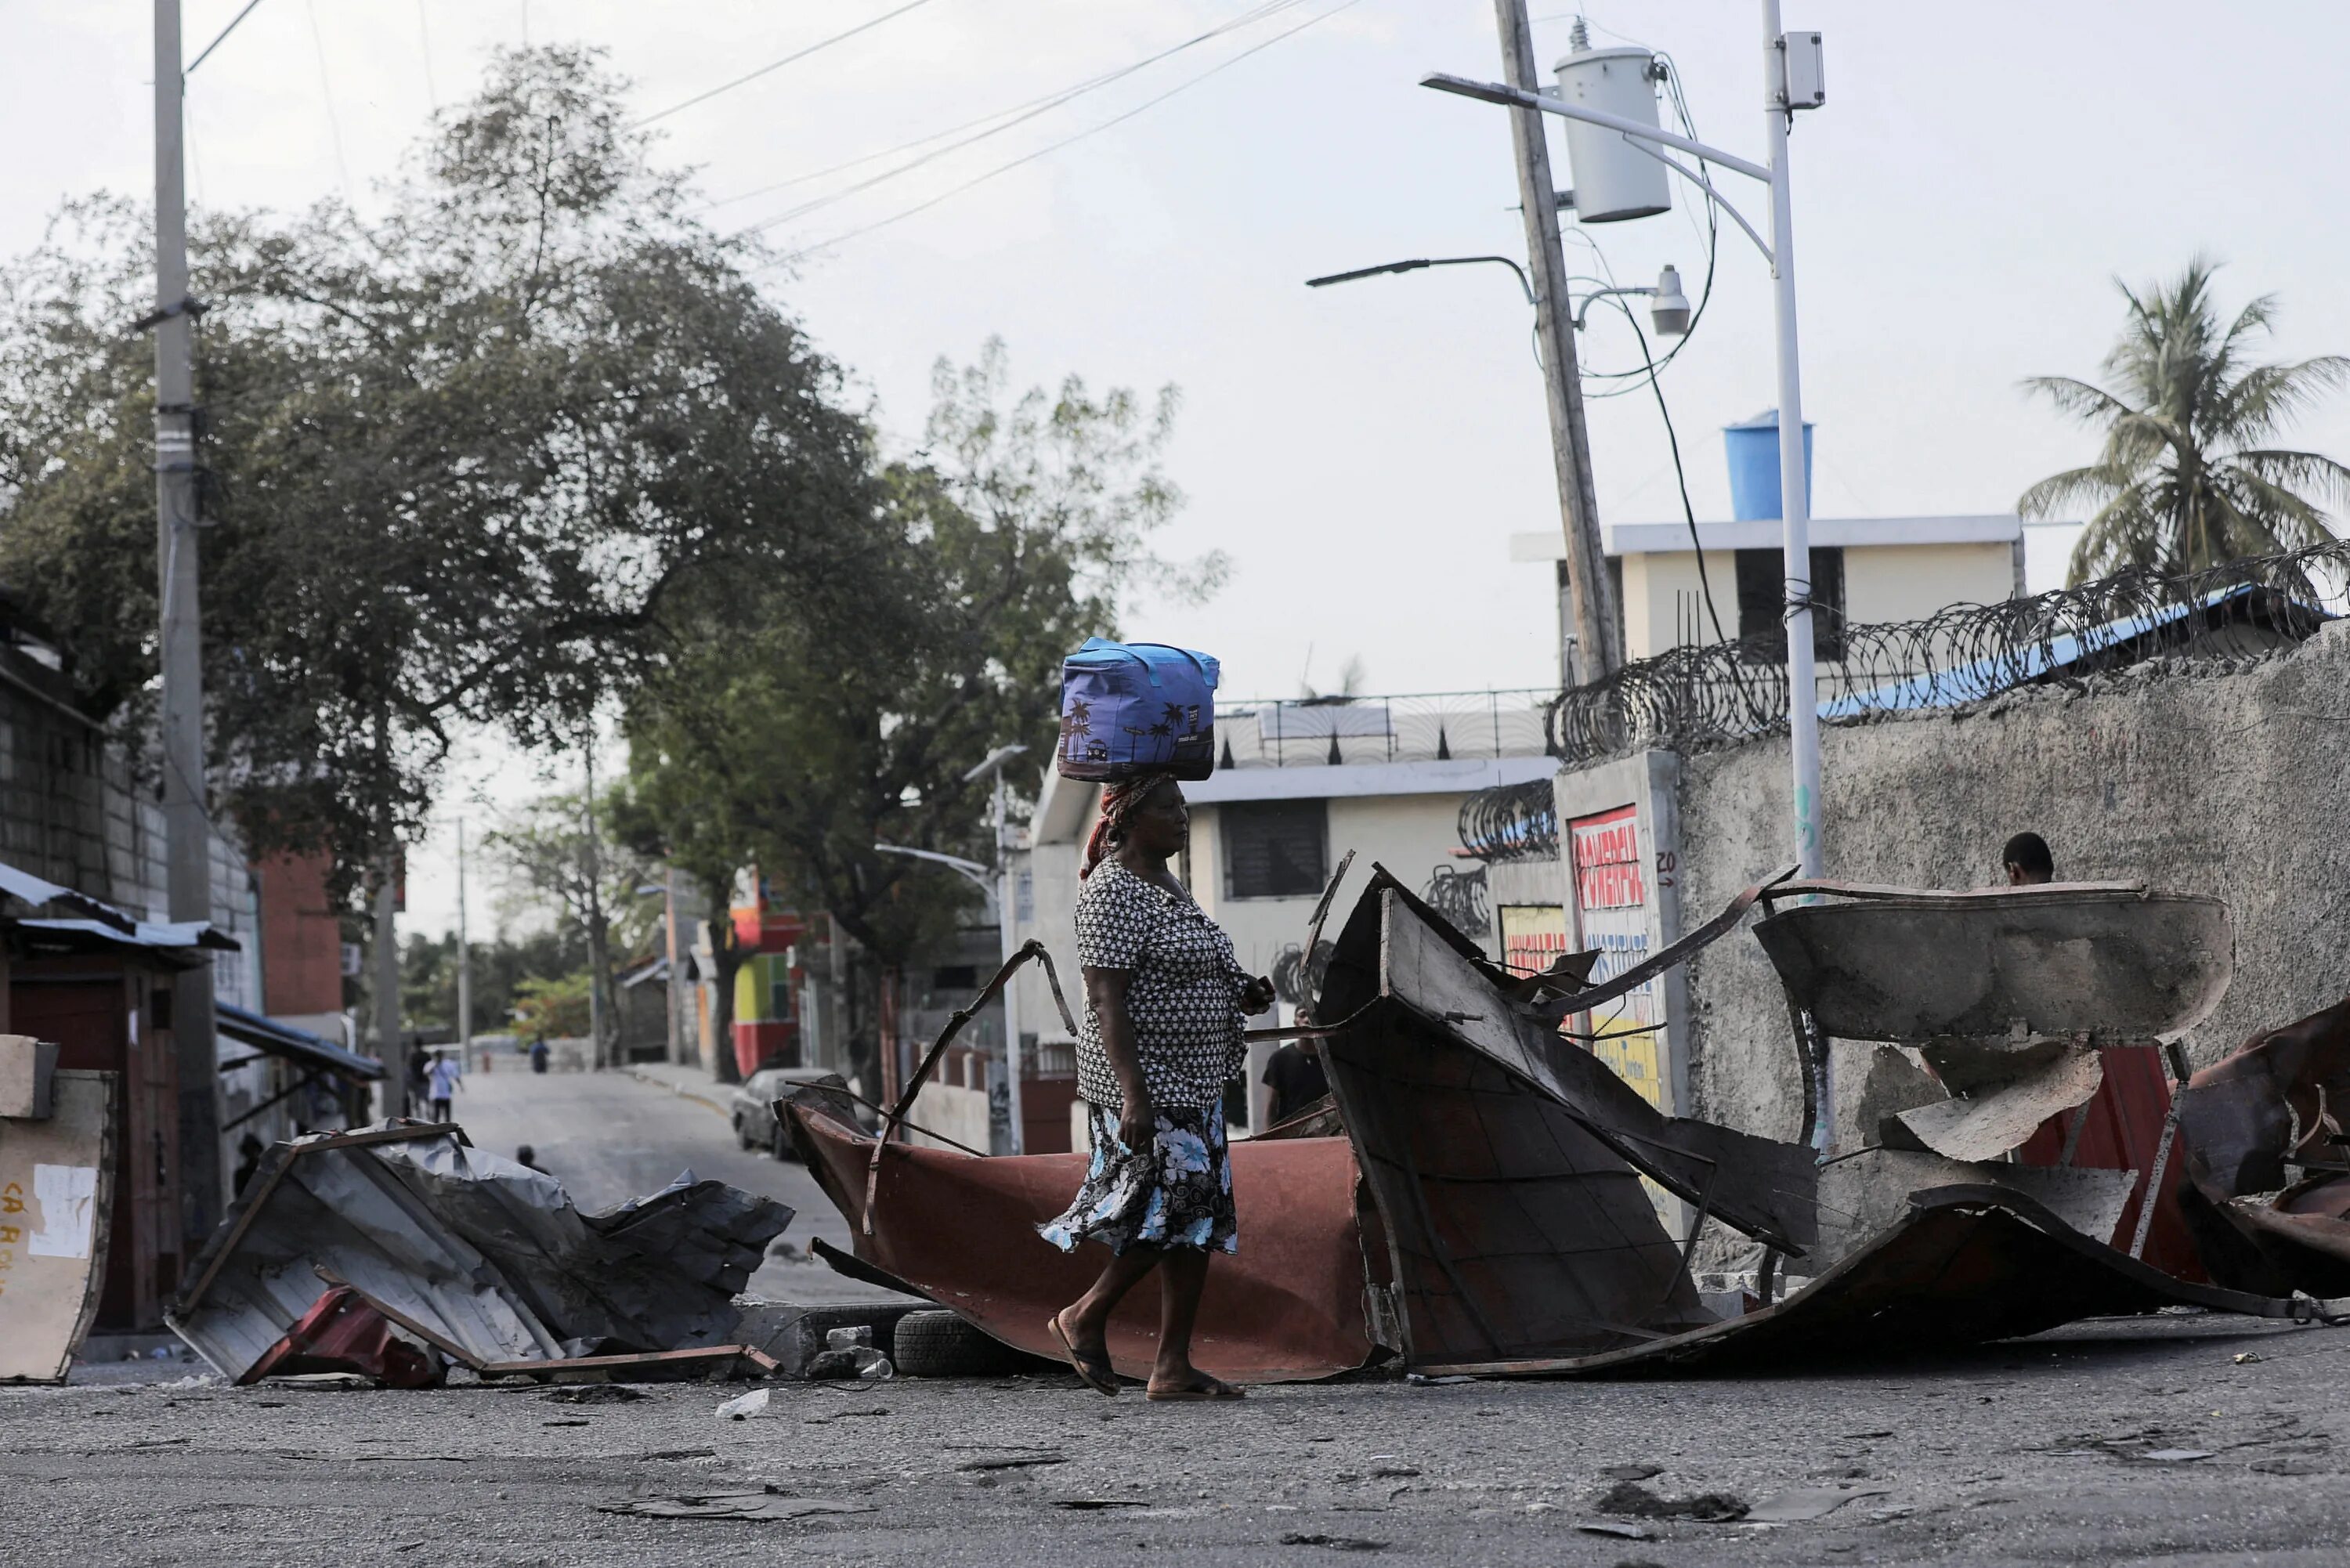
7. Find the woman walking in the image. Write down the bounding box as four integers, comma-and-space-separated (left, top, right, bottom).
1041, 772, 1274, 1400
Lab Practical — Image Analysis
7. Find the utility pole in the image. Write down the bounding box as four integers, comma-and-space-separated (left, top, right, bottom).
581, 738, 609, 1070
374, 855, 403, 1118
154, 0, 224, 1240
1494, 0, 1619, 684
663, 863, 683, 1066
455, 819, 472, 1065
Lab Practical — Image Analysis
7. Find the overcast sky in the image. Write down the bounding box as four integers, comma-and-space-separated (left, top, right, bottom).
5, 1, 2345, 938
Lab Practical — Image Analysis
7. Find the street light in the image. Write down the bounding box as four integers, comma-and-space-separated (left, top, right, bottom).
1422, 5, 1828, 891
961, 742, 1030, 1153
1567, 264, 1691, 337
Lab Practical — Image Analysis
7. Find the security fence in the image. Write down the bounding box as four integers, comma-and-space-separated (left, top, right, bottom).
1544, 541, 2348, 767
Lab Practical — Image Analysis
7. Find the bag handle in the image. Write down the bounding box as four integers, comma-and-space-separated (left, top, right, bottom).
1116, 641, 1215, 690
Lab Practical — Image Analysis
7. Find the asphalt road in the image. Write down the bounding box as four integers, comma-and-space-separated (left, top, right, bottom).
440, 1062, 907, 1306
13, 1310, 2350, 1567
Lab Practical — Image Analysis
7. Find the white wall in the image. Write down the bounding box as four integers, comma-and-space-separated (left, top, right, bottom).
1617, 539, 2019, 660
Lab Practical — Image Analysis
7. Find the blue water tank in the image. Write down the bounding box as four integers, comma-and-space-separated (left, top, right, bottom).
1723, 410, 1815, 522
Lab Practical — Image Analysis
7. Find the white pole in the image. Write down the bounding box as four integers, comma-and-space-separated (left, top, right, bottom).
456, 818, 472, 1062
996, 768, 1025, 1154
1762, 1, 1822, 883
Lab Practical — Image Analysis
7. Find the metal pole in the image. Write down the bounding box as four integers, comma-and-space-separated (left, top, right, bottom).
1495, 0, 1618, 684
996, 768, 1025, 1154
1762, 0, 1822, 880
455, 818, 472, 1064
374, 858, 403, 1118
155, 0, 224, 1239
663, 862, 683, 1066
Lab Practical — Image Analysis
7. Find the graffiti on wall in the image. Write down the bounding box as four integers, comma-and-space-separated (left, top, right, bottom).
1569, 804, 1665, 1111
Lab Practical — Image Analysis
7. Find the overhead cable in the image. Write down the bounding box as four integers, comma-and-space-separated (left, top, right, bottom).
634, 0, 947, 129
720, 0, 1311, 233
774, 0, 1361, 262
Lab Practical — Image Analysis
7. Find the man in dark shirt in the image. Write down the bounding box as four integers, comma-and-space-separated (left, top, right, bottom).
1261, 1039, 1330, 1127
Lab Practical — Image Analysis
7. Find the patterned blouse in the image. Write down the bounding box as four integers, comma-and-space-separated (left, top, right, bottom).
1073, 860, 1249, 1111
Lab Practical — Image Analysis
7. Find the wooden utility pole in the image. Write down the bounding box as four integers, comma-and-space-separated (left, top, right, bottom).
154, 0, 225, 1239
1495, 0, 1618, 683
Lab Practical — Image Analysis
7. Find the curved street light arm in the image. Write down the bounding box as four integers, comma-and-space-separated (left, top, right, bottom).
1618, 138, 1773, 265
1419, 71, 1773, 185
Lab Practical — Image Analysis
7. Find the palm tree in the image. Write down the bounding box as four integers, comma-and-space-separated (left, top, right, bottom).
2019, 259, 2350, 583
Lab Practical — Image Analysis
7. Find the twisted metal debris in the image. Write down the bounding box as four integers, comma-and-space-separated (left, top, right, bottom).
1546, 542, 2347, 766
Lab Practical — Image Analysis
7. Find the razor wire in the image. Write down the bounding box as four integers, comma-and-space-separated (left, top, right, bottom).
1457, 778, 1560, 864
1545, 540, 2350, 766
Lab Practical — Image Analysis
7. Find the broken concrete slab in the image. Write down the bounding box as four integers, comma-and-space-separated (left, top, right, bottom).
1753, 881, 2233, 1050
1816, 1150, 2141, 1266
1885, 1044, 2105, 1162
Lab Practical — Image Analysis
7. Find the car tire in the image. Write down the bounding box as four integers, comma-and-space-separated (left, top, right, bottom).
735, 1117, 755, 1151
890, 1310, 1035, 1378
770, 1122, 798, 1163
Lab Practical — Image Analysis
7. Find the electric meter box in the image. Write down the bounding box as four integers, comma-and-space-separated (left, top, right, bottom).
1777, 31, 1825, 110
1550, 45, 1670, 224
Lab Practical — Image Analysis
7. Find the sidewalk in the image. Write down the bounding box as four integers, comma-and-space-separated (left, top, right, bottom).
624, 1059, 734, 1119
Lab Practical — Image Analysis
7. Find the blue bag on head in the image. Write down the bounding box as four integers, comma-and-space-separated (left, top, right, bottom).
1057, 638, 1220, 782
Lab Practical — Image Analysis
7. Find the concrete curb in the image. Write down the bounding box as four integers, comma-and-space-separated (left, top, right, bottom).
624, 1066, 733, 1122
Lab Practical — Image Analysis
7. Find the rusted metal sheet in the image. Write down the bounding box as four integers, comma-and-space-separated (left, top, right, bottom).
1753, 883, 2233, 1047
1332, 871, 1817, 1254
2175, 992, 2350, 1295
1414, 1185, 2317, 1379
786, 1100, 1383, 1383
1307, 871, 1818, 1367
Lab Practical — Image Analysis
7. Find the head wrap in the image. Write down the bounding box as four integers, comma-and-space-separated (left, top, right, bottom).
1082, 774, 1173, 878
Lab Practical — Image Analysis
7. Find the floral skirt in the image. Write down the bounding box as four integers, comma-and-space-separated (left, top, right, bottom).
1038, 1102, 1238, 1256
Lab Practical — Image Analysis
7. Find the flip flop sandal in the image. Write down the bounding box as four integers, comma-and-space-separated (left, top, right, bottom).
1048, 1313, 1120, 1396
1145, 1375, 1246, 1402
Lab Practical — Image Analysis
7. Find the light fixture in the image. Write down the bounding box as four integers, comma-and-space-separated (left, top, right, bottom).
1649, 264, 1691, 336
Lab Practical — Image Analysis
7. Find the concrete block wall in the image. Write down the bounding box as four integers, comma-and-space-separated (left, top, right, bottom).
1652, 621, 2350, 1148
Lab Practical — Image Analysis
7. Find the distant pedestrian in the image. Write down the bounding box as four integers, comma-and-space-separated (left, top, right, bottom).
1040, 773, 1276, 1402
407, 1042, 432, 1110
515, 1144, 546, 1172
426, 1051, 463, 1122
2001, 832, 2055, 886
231, 1134, 267, 1198
529, 1037, 551, 1075
1261, 1036, 1329, 1128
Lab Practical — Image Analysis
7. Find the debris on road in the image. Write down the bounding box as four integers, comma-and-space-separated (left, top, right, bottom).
598, 1490, 876, 1522
1742, 1486, 1893, 1522
1594, 1479, 1749, 1522
714, 1388, 771, 1420
2175, 992, 2350, 1295
1576, 1519, 1653, 1539
169, 1122, 794, 1386
1276, 1534, 1388, 1552
543, 1383, 647, 1404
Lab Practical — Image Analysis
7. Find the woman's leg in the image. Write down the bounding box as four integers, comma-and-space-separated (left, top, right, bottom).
1147, 1247, 1212, 1390
1059, 1245, 1163, 1360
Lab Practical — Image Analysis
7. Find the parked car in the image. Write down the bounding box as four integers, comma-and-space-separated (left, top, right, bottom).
729, 1067, 850, 1160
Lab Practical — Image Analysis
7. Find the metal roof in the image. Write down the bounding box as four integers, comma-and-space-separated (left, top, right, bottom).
216, 1003, 383, 1081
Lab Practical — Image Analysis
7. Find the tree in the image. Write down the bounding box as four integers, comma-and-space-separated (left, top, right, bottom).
0, 46, 876, 900
607, 755, 756, 1084
483, 786, 657, 1068
623, 340, 1222, 1090
513, 972, 595, 1042
2019, 259, 2350, 583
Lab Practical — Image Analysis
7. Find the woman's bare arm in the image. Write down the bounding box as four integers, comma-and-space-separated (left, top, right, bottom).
1084, 966, 1155, 1150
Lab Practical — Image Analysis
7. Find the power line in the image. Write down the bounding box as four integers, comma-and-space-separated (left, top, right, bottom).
305, 0, 352, 199
776, 0, 1361, 263
714, 0, 1308, 230
187, 0, 269, 74
634, 0, 948, 130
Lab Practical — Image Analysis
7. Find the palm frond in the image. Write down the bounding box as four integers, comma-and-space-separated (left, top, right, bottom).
2020, 374, 2135, 426
2225, 447, 2350, 512
2066, 479, 2168, 583
2016, 463, 2121, 520
2207, 357, 2350, 445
